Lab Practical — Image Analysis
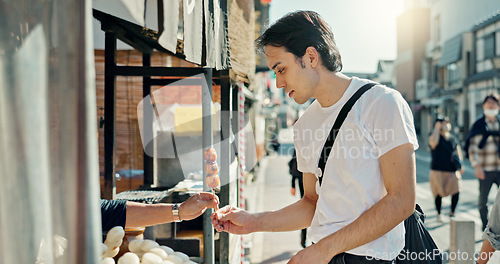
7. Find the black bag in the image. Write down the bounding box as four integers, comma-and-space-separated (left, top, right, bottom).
450, 139, 462, 171
316, 83, 442, 263
450, 153, 462, 171
396, 205, 442, 263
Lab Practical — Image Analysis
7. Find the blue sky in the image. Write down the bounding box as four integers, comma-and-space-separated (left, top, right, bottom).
269, 0, 404, 73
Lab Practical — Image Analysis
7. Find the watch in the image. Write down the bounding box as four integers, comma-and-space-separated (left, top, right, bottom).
172, 203, 182, 222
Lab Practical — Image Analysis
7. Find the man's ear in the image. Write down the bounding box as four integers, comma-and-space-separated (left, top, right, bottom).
305, 46, 319, 68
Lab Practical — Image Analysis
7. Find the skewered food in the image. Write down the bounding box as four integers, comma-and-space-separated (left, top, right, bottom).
203, 148, 217, 162
204, 162, 219, 175
205, 174, 220, 189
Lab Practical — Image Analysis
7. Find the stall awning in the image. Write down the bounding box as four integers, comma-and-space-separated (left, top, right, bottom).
438, 34, 462, 67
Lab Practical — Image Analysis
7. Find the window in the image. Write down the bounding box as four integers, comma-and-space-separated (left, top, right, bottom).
434, 16, 440, 43
466, 51, 471, 76
484, 34, 495, 59
447, 63, 460, 85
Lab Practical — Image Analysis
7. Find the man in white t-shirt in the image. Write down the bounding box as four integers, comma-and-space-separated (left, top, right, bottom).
211, 11, 418, 263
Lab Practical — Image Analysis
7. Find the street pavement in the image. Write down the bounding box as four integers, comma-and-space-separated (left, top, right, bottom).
242, 140, 500, 264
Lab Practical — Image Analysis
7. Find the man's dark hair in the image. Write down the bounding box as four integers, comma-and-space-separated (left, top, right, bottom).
255, 10, 342, 72
483, 93, 500, 105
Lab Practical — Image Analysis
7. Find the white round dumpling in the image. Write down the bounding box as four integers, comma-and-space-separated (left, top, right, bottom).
165, 254, 184, 264
141, 252, 163, 264
105, 238, 123, 250
172, 252, 189, 262
117, 252, 140, 264
159, 246, 174, 255
101, 243, 109, 256
184, 261, 198, 264
101, 257, 115, 264
106, 226, 125, 242
102, 247, 120, 258
128, 239, 144, 253
149, 247, 168, 260
160, 261, 175, 264
141, 240, 160, 251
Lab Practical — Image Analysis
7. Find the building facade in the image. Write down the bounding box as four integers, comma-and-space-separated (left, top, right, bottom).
405, 0, 500, 147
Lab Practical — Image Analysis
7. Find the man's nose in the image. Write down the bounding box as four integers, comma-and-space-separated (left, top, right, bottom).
275, 76, 286, 89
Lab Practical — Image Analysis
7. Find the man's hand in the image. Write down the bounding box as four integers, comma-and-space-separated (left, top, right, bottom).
434, 121, 443, 131
475, 166, 485, 180
179, 192, 219, 221
291, 187, 296, 196
287, 243, 331, 264
210, 205, 257, 234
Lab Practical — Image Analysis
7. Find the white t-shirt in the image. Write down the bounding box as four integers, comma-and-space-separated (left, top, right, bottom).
294, 77, 419, 260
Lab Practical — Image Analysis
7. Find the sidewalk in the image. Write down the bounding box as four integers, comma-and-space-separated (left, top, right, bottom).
244, 154, 304, 264
243, 148, 500, 264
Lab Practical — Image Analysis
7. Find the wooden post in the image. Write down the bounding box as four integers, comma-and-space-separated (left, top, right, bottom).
218, 70, 231, 263
143, 53, 154, 187
103, 32, 117, 200
203, 68, 215, 264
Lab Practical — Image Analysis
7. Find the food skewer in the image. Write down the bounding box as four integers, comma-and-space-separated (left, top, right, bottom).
203, 147, 220, 210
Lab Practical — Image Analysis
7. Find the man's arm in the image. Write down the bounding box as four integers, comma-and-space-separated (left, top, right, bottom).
125, 192, 219, 228
457, 145, 465, 174
296, 143, 416, 262
429, 123, 441, 149
256, 172, 318, 232
212, 172, 318, 234
469, 136, 485, 179
478, 190, 500, 263
476, 239, 495, 264
125, 202, 174, 228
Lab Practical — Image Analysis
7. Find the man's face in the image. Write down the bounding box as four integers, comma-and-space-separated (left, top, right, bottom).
483, 98, 500, 118
483, 98, 500, 111
441, 120, 451, 131
265, 45, 318, 105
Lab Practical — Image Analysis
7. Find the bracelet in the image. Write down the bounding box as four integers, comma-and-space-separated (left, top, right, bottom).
172, 203, 182, 222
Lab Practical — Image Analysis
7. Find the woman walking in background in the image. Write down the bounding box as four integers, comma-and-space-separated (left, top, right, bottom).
428, 117, 463, 222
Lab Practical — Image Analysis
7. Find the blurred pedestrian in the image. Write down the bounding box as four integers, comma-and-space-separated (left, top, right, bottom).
288, 148, 307, 248
464, 93, 500, 231
476, 189, 500, 264
271, 134, 281, 153
428, 117, 463, 222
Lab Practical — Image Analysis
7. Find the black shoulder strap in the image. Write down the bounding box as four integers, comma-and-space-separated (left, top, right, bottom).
317, 83, 377, 186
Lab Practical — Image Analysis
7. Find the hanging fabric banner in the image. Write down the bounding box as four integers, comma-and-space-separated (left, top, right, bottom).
158, 0, 180, 54
215, 0, 230, 70
204, 0, 216, 67
183, 0, 203, 65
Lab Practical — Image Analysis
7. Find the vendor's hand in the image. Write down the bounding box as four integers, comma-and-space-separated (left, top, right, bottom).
475, 166, 485, 180
179, 192, 219, 221
287, 243, 332, 264
210, 205, 256, 234
459, 168, 464, 175
291, 187, 296, 196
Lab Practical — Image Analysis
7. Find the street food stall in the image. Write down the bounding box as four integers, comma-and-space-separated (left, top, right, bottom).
92, 0, 259, 263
